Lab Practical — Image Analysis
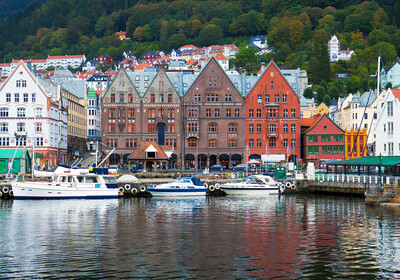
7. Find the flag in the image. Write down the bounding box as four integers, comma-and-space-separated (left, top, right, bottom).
246, 145, 250, 155
287, 145, 290, 157
266, 145, 269, 156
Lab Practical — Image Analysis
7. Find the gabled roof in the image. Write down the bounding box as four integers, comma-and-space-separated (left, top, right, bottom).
304, 114, 344, 134
128, 141, 169, 159
214, 53, 228, 60
391, 88, 400, 101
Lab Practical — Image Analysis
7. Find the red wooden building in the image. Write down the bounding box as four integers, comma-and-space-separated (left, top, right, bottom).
245, 60, 301, 163
302, 114, 345, 167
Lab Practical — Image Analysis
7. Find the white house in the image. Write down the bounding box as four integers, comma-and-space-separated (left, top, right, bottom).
375, 88, 400, 156
328, 35, 354, 62
46, 55, 86, 69
0, 61, 68, 168
86, 87, 101, 154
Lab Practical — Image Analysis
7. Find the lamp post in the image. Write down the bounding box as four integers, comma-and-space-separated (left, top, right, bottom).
379, 153, 383, 189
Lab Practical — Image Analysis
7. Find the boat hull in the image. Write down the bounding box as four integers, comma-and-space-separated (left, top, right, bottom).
148, 188, 206, 197
220, 186, 279, 196
11, 182, 119, 199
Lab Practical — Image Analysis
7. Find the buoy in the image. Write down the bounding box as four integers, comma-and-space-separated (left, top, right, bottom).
8, 190, 13, 197
118, 186, 124, 193
285, 182, 291, 189
124, 184, 131, 191
215, 183, 220, 190
140, 185, 147, 192
209, 185, 215, 192
2, 186, 9, 194
291, 183, 296, 190
131, 188, 138, 194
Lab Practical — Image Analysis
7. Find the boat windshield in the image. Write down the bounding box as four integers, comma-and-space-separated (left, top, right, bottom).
243, 176, 262, 184
103, 176, 117, 183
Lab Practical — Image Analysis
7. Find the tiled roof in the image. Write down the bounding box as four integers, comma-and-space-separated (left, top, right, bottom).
391, 88, 400, 101
214, 53, 228, 60
128, 141, 169, 160
47, 55, 85, 59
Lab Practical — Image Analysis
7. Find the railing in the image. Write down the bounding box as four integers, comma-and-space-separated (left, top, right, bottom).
314, 173, 400, 188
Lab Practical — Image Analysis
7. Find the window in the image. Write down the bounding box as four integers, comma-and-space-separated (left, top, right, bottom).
110, 93, 115, 103
167, 123, 174, 133
119, 93, 124, 103
188, 109, 197, 117
148, 123, 155, 133
282, 94, 287, 103
257, 94, 262, 103
208, 123, 217, 133
291, 139, 296, 148
160, 94, 164, 103
283, 139, 289, 147
269, 138, 276, 147
256, 109, 261, 118
226, 108, 231, 117
0, 123, 8, 132
128, 124, 135, 133
308, 146, 319, 155
387, 101, 393, 117
6, 94, 11, 103
308, 135, 318, 142
364, 113, 368, 119
257, 139, 262, 147
208, 138, 216, 147
0, 108, 8, 117
150, 94, 155, 103
275, 94, 279, 103
17, 123, 25, 132
128, 93, 133, 103
31, 94, 36, 103
17, 108, 26, 117
269, 124, 277, 133
16, 80, 21, 87
283, 109, 288, 117
322, 145, 344, 155
188, 123, 198, 132
108, 124, 116, 133
16, 137, 26, 146
229, 138, 237, 147
249, 109, 253, 118
206, 109, 211, 117
36, 137, 44, 147
35, 123, 42, 132
283, 124, 288, 133
388, 122, 394, 135
249, 138, 254, 147
189, 138, 197, 147
225, 94, 232, 102
291, 124, 296, 134
291, 109, 296, 118
109, 109, 115, 118
106, 138, 117, 148
35, 108, 42, 117
23, 94, 28, 102
235, 109, 240, 117
256, 124, 261, 133
265, 94, 269, 103
215, 109, 220, 118
167, 109, 175, 118
249, 124, 254, 133
271, 81, 274, 89
168, 94, 172, 103
228, 123, 237, 133
126, 139, 137, 148
128, 109, 135, 118
321, 135, 331, 142
194, 94, 201, 102
148, 109, 155, 118
14, 93, 19, 103
334, 135, 343, 142
206, 94, 219, 102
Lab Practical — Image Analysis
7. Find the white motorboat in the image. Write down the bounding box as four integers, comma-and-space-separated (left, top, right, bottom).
148, 176, 206, 197
11, 168, 119, 199
220, 175, 280, 196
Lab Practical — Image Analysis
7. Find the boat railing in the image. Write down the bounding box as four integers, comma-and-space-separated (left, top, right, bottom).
314, 173, 400, 188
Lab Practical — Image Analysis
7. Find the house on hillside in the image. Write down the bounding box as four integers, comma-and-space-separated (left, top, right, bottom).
248, 36, 270, 55
381, 58, 400, 89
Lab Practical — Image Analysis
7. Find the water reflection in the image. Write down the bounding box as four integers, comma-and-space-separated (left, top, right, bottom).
0, 196, 400, 279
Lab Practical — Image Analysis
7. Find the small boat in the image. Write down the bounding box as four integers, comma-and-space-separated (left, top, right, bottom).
220, 175, 280, 196
11, 168, 119, 199
148, 176, 206, 197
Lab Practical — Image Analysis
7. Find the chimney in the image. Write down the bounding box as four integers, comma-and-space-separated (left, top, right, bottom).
241, 68, 246, 96
33, 65, 37, 76
260, 62, 266, 73
0, 68, 3, 79
27, 61, 32, 71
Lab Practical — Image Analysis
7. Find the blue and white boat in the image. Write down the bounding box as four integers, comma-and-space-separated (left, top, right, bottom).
148, 176, 206, 197
220, 175, 280, 196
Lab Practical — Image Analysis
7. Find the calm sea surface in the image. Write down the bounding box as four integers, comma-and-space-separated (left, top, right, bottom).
1, 195, 400, 279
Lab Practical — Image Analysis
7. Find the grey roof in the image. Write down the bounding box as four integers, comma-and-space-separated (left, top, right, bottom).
126, 71, 157, 97
227, 74, 258, 97
359, 91, 377, 106
37, 77, 57, 98
60, 79, 86, 98
169, 60, 187, 68
53, 68, 74, 77
300, 94, 314, 106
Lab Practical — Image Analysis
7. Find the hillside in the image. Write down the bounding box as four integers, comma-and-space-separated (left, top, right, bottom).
0, 0, 43, 19
1, 0, 400, 100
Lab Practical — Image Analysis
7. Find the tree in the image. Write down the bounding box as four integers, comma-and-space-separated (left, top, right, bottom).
373, 8, 389, 29
197, 24, 223, 47
310, 43, 330, 84
316, 86, 326, 103
332, 79, 344, 93
133, 26, 144, 42
289, 20, 304, 49
168, 34, 186, 50
371, 42, 397, 65
386, 82, 393, 90
320, 80, 328, 91
232, 46, 258, 71
328, 86, 340, 99
323, 94, 331, 105
304, 87, 314, 99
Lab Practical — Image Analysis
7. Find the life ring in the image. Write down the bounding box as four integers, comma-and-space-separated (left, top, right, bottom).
8, 190, 13, 197
291, 183, 296, 190
215, 183, 221, 190
124, 184, 131, 191
208, 185, 215, 192
118, 186, 124, 193
140, 185, 147, 192
2, 186, 9, 194
285, 182, 292, 188
279, 182, 285, 191
131, 188, 138, 194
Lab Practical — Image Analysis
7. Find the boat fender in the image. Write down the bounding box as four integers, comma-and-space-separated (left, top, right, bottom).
131, 188, 138, 194
204, 183, 208, 189
8, 190, 13, 197
140, 185, 147, 192
215, 183, 220, 190
279, 182, 285, 191
291, 183, 296, 190
0, 191, 2, 198
118, 186, 125, 194
285, 182, 291, 189
208, 185, 215, 192
2, 186, 9, 194
124, 184, 131, 191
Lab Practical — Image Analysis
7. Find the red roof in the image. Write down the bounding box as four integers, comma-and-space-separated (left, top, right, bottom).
116, 31, 126, 36
181, 44, 197, 49
391, 89, 400, 101
47, 55, 85, 59
11, 59, 46, 64
0, 63, 10, 67
214, 53, 228, 60
128, 141, 169, 160
158, 56, 173, 61
301, 115, 321, 128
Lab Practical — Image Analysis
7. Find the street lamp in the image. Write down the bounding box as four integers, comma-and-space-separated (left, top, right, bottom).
379, 153, 383, 189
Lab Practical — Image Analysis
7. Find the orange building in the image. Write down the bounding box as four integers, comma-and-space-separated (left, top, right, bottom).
345, 129, 368, 159
244, 60, 301, 162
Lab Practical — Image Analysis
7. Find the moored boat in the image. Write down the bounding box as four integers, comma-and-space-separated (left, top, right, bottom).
148, 176, 206, 197
11, 168, 119, 199
220, 175, 280, 196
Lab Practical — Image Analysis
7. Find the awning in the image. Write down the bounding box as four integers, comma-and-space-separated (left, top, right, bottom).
219, 154, 229, 160
231, 154, 242, 160
327, 156, 400, 166
185, 154, 194, 160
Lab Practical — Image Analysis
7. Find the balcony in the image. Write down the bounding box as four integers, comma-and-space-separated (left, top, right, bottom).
187, 132, 199, 138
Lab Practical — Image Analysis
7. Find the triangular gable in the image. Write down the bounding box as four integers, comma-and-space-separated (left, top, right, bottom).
128, 141, 169, 159
103, 67, 140, 101
304, 114, 344, 134
145, 144, 157, 152
142, 67, 179, 102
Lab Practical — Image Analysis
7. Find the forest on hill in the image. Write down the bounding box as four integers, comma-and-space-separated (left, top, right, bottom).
1, 0, 400, 103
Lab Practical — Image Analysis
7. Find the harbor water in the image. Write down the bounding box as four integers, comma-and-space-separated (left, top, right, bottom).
1, 195, 400, 279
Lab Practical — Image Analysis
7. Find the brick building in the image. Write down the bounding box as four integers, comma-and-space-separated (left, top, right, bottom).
245, 60, 301, 163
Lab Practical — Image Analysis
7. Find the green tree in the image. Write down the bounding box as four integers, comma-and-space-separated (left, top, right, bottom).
323, 94, 331, 105
168, 34, 186, 50
328, 86, 340, 99
320, 80, 328, 91
332, 79, 344, 93
289, 20, 304, 49
304, 87, 314, 99
310, 43, 330, 84
316, 85, 326, 103
133, 26, 144, 42
232, 46, 258, 71
371, 42, 397, 65
197, 24, 223, 47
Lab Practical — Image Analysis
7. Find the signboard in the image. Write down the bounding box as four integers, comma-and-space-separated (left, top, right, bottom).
261, 154, 285, 163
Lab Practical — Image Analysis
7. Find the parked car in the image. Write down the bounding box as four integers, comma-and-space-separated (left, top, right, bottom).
210, 164, 226, 171
232, 164, 249, 171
